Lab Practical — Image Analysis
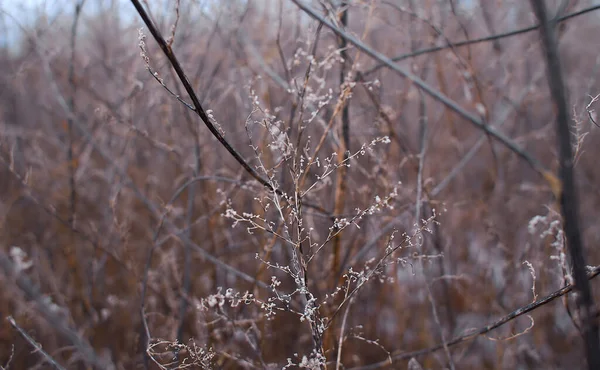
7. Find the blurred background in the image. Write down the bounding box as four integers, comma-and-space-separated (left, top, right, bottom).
1, 0, 600, 368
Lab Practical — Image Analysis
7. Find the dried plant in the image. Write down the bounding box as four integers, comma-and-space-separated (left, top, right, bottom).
1, 1, 600, 369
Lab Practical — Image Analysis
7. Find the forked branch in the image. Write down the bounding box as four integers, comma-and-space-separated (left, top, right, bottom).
129, 0, 278, 193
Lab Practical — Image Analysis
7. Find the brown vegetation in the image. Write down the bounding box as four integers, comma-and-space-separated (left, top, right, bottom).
1, 0, 600, 369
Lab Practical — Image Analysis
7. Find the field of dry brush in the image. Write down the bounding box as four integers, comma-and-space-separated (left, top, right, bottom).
1, 0, 600, 369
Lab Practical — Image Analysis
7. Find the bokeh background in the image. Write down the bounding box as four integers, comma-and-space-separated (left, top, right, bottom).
1, 0, 600, 368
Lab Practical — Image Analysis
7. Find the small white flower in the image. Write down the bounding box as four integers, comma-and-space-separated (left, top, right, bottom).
9, 246, 32, 273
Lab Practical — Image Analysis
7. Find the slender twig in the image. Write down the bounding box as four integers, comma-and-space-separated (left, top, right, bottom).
66, 0, 85, 227
362, 4, 600, 76
530, 1, 600, 369
293, 22, 324, 165
140, 305, 152, 370
166, 0, 180, 48
414, 93, 427, 223
132, 0, 340, 224
276, 1, 292, 85
0, 344, 14, 370
180, 123, 198, 354
200, 5, 250, 104
129, 0, 278, 193
26, 6, 270, 292
7, 316, 67, 370
351, 266, 600, 369
349, 73, 541, 269
290, 0, 552, 183
160, 39, 205, 355
425, 281, 455, 370
239, 31, 289, 90
431, 69, 544, 197
0, 154, 170, 301
406, 3, 456, 360
385, 0, 500, 173
335, 297, 354, 370
28, 29, 275, 370
0, 254, 110, 369
332, 0, 351, 289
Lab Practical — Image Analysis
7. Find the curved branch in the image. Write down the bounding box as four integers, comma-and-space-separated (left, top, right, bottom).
130, 0, 277, 193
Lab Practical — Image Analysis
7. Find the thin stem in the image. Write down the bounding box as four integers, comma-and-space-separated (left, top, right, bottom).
351, 266, 600, 369
363, 4, 600, 75
291, 0, 551, 182
7, 317, 67, 370
130, 0, 278, 193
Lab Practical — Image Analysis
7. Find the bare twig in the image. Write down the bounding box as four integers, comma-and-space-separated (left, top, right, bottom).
130, 0, 281, 193
363, 4, 600, 75
586, 93, 600, 128
349, 73, 541, 269
166, 0, 180, 48
431, 69, 544, 197
335, 298, 353, 370
0, 344, 14, 370
276, 1, 292, 85
66, 0, 85, 227
7, 316, 67, 370
0, 254, 111, 369
332, 0, 351, 289
290, 0, 554, 186
24, 7, 270, 291
351, 266, 600, 369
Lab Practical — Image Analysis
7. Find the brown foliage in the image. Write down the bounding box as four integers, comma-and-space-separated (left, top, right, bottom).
1, 1, 600, 369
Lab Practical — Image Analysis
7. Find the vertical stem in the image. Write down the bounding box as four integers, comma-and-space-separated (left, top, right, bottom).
530, 2, 600, 369
332, 0, 350, 287
67, 1, 84, 227
329, 0, 351, 360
